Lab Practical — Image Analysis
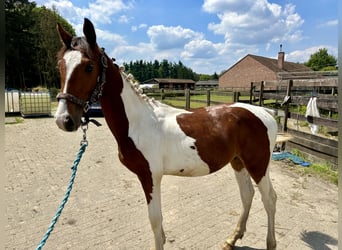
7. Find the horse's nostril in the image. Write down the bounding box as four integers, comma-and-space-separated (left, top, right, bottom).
64, 116, 75, 131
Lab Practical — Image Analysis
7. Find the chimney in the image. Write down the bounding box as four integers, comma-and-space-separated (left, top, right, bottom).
278, 44, 285, 69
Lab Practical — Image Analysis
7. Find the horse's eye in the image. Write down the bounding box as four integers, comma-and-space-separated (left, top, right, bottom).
85, 64, 94, 72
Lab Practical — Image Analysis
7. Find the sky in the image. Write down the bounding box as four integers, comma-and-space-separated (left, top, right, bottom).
33, 0, 338, 74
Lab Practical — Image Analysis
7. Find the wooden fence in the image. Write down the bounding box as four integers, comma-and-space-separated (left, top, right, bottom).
143, 88, 250, 109
250, 78, 338, 167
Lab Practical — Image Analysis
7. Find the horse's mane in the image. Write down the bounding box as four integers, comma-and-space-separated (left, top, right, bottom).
119, 67, 160, 108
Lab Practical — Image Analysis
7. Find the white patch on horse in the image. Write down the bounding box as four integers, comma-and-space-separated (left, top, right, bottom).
159, 112, 210, 176
54, 99, 67, 118
62, 50, 82, 93
54, 51, 82, 119
206, 105, 224, 118
256, 168, 277, 249
119, 73, 210, 177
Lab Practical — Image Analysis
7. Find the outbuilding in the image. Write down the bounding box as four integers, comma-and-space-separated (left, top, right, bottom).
219, 50, 312, 89
141, 78, 196, 90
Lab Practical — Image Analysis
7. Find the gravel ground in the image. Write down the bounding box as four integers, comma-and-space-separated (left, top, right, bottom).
5, 117, 338, 249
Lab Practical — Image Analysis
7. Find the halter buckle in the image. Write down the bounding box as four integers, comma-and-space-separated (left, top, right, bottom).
101, 54, 108, 68
83, 102, 90, 113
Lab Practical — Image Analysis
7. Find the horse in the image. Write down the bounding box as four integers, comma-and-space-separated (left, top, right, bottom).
54, 18, 277, 250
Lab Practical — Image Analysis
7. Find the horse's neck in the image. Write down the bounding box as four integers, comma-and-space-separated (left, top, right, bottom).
100, 69, 155, 144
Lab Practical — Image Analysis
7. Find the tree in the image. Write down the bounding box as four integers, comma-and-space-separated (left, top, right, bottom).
212, 72, 219, 80
123, 59, 202, 82
5, 1, 75, 90
5, 0, 37, 89
304, 48, 337, 71
32, 6, 75, 88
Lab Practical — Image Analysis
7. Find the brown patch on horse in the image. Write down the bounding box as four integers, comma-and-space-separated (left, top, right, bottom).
100, 61, 153, 203
176, 105, 270, 183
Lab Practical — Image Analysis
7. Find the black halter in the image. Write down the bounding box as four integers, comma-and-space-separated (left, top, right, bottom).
56, 48, 108, 126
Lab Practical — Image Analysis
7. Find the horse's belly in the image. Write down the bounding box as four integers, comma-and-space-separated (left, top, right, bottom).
163, 153, 210, 177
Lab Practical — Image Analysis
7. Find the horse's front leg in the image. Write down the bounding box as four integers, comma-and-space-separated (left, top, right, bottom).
139, 174, 165, 250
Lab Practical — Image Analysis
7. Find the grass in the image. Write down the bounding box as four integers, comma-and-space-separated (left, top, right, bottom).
290, 149, 338, 185
5, 117, 24, 125
160, 93, 237, 109
190, 94, 234, 103
306, 162, 338, 185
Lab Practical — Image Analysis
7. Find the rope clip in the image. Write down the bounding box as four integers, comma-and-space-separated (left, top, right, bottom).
80, 123, 88, 146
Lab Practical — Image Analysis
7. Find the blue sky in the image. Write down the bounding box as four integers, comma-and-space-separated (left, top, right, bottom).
33, 0, 338, 74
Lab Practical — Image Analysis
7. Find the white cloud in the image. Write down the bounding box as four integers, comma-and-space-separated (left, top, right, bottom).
111, 43, 154, 63
181, 40, 220, 59
96, 29, 127, 44
39, 0, 133, 25
202, 0, 254, 14
147, 25, 204, 50
71, 23, 127, 46
286, 46, 338, 63
318, 19, 338, 28
131, 23, 148, 32
203, 0, 304, 46
118, 15, 132, 24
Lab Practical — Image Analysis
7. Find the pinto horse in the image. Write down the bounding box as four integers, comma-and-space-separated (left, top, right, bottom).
55, 18, 277, 250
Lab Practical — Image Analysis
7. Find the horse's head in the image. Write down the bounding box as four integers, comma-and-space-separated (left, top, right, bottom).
55, 18, 106, 131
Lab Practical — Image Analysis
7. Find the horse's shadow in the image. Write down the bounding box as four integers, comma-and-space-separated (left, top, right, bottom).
233, 231, 338, 250
300, 230, 338, 250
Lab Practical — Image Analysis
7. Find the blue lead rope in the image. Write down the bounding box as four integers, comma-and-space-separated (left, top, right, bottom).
36, 142, 87, 250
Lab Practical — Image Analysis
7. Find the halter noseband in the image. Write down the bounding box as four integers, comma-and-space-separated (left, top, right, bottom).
56, 48, 108, 113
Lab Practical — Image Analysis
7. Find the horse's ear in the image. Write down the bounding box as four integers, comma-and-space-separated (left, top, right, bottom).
57, 23, 72, 48
83, 18, 97, 48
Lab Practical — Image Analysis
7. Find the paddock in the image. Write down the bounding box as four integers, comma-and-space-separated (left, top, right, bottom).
5, 117, 337, 249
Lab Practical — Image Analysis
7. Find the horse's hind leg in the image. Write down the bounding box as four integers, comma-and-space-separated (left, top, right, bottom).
223, 157, 255, 250
257, 168, 277, 250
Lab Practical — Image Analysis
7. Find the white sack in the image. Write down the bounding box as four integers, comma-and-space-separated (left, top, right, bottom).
305, 97, 320, 134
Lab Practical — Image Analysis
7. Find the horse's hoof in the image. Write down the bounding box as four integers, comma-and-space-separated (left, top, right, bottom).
222, 241, 234, 250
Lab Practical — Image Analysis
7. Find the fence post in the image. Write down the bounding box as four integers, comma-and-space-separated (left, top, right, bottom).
233, 91, 239, 102
160, 88, 165, 100
329, 87, 335, 118
206, 90, 211, 106
185, 88, 190, 110
258, 81, 265, 106
283, 80, 293, 132
249, 82, 254, 104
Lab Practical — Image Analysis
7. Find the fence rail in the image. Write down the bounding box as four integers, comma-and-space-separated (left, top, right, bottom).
286, 128, 338, 168
251, 78, 338, 166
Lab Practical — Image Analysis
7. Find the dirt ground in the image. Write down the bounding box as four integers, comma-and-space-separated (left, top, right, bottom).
5, 117, 338, 249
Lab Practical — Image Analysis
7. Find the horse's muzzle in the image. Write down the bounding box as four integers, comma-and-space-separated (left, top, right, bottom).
55, 99, 82, 132
55, 114, 79, 132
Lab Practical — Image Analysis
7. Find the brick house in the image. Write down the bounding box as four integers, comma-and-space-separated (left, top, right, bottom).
219, 51, 312, 89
